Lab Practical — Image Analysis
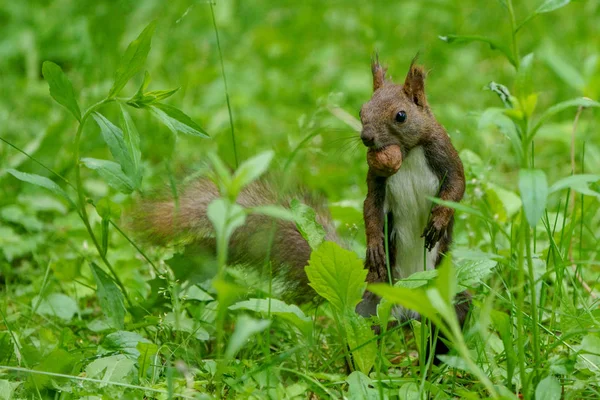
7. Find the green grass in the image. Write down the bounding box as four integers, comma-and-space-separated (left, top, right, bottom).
1, 0, 600, 399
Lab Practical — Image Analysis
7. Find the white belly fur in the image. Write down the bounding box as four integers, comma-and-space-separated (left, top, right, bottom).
385, 147, 440, 320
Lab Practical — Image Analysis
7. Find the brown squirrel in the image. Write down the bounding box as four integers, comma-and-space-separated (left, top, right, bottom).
356, 56, 471, 338
132, 57, 470, 358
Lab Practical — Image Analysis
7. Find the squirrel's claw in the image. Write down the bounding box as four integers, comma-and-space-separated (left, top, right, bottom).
366, 240, 388, 282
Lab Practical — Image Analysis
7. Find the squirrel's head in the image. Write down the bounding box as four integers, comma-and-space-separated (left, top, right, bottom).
359, 55, 436, 154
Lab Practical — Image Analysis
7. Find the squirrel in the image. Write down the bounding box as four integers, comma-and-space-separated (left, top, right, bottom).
131, 56, 470, 358
356, 56, 471, 347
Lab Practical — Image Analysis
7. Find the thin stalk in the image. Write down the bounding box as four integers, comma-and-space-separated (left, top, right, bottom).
73, 98, 131, 306
506, 0, 520, 69
515, 213, 528, 397
525, 227, 541, 381
209, 1, 238, 168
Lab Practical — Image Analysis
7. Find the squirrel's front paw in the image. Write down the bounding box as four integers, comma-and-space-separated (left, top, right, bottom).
422, 206, 453, 250
366, 240, 387, 281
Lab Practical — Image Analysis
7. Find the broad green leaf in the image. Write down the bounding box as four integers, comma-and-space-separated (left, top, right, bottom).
305, 241, 366, 313
536, 0, 570, 14
230, 298, 312, 338
41, 61, 81, 121
180, 284, 214, 302
31, 349, 76, 389
535, 376, 562, 400
478, 107, 522, 161
231, 151, 274, 194
32, 293, 78, 322
100, 331, 151, 358
367, 284, 444, 329
81, 158, 135, 194
530, 97, 600, 139
109, 21, 157, 97
92, 113, 136, 182
455, 259, 498, 290
137, 342, 158, 378
549, 174, 600, 199
435, 261, 456, 305
163, 312, 209, 341
119, 104, 142, 187
291, 199, 327, 250
514, 53, 535, 100
249, 205, 295, 221
519, 169, 548, 228
575, 334, 600, 373
207, 152, 233, 197
85, 354, 137, 385
6, 169, 76, 209
345, 371, 379, 400
150, 103, 208, 137
439, 35, 516, 67
394, 269, 438, 289
0, 379, 16, 400
344, 310, 377, 374
398, 383, 420, 400
90, 262, 125, 329
225, 315, 271, 359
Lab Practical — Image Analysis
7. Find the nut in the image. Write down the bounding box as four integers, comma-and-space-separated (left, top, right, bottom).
367, 145, 402, 177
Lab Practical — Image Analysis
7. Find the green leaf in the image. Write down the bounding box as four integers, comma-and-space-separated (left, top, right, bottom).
519, 169, 548, 228
549, 174, 600, 199
230, 298, 312, 338
305, 241, 367, 313
32, 293, 78, 322
575, 334, 600, 373
542, 45, 585, 92
0, 379, 16, 400
92, 113, 136, 182
109, 21, 157, 97
439, 35, 516, 67
345, 371, 379, 400
535, 376, 562, 400
291, 199, 327, 250
150, 103, 209, 137
119, 104, 142, 187
207, 199, 247, 244
129, 89, 180, 108
96, 197, 122, 220
81, 158, 135, 194
455, 259, 498, 290
6, 169, 76, 209
344, 310, 377, 374
394, 269, 438, 289
367, 284, 444, 329
41, 61, 81, 121
85, 354, 137, 385
163, 312, 209, 341
536, 0, 570, 14
225, 315, 271, 359
31, 349, 77, 389
478, 108, 522, 161
530, 97, 600, 139
249, 205, 295, 221
90, 262, 125, 330
100, 331, 151, 358
137, 342, 158, 378
491, 310, 516, 384
231, 151, 274, 194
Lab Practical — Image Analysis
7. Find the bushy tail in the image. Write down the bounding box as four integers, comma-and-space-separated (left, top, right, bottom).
129, 179, 339, 296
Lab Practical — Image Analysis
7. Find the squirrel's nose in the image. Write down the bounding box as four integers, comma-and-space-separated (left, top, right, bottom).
361, 131, 375, 147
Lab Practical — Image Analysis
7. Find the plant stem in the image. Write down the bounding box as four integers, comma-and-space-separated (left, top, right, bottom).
506, 0, 520, 69
73, 98, 131, 306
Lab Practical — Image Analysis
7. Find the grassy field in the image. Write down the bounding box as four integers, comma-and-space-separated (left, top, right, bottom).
1, 0, 600, 398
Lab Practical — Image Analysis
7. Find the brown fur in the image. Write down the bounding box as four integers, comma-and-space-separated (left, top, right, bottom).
360, 56, 470, 357
129, 179, 339, 302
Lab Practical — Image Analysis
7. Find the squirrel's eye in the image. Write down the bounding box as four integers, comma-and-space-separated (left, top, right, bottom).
395, 111, 407, 123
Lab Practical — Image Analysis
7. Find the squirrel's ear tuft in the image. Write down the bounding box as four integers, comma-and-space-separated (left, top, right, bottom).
371, 53, 387, 92
403, 57, 428, 107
